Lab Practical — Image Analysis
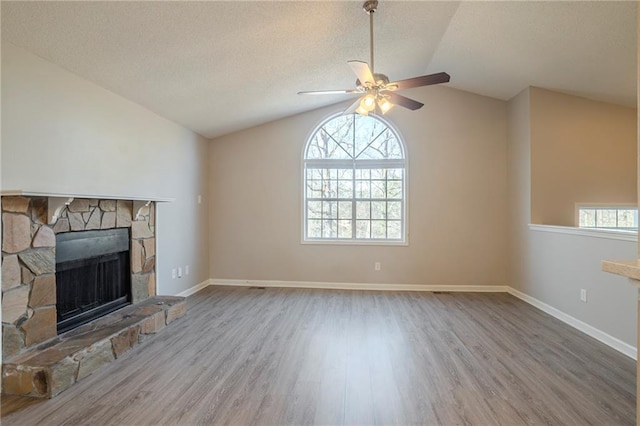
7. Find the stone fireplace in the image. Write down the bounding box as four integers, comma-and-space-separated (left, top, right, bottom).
1, 196, 157, 359
1, 193, 186, 398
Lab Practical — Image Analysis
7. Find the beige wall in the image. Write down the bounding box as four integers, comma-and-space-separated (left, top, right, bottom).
209, 85, 508, 286
530, 88, 637, 226
507, 88, 532, 292
1, 42, 210, 295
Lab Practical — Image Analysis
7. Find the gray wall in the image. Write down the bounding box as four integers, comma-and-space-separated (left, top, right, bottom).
1, 42, 210, 295
527, 229, 637, 346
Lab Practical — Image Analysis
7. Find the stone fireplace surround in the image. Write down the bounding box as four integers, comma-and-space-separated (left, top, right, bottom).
1, 193, 185, 398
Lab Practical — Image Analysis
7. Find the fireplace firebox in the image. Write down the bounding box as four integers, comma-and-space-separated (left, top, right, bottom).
55, 228, 131, 334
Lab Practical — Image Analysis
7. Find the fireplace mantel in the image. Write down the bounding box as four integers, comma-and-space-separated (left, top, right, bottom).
1, 190, 174, 202
1, 190, 174, 224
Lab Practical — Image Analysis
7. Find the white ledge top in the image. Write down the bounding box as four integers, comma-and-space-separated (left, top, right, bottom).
1, 190, 174, 203
529, 224, 637, 242
602, 260, 640, 285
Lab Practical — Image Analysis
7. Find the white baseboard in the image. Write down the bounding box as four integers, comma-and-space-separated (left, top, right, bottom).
204, 278, 636, 360
210, 278, 508, 293
176, 279, 213, 297
507, 287, 637, 360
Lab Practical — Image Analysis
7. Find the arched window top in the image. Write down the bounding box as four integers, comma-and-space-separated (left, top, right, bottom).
303, 113, 407, 243
305, 114, 404, 161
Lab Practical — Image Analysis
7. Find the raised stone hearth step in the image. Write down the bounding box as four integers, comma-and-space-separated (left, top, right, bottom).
1, 296, 186, 399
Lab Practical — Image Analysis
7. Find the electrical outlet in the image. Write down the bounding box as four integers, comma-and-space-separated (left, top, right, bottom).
580, 289, 587, 303
197, 195, 202, 205
375, 262, 381, 271
171, 268, 177, 279
178, 267, 183, 278
185, 265, 190, 275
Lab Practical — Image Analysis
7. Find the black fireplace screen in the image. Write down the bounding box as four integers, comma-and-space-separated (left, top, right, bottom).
55, 228, 131, 334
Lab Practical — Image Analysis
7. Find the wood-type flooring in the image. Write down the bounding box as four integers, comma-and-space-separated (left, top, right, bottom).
1, 286, 636, 425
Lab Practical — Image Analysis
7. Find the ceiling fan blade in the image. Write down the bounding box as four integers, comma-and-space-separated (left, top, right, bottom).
298, 89, 361, 95
387, 92, 424, 111
388, 72, 450, 90
344, 97, 365, 115
348, 60, 375, 86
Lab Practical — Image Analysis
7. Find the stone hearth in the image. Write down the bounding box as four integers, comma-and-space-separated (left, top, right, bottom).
2, 296, 186, 398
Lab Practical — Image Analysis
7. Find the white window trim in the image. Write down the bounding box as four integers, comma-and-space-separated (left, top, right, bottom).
300, 111, 409, 246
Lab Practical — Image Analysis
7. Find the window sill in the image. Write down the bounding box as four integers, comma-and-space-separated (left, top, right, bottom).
301, 239, 408, 247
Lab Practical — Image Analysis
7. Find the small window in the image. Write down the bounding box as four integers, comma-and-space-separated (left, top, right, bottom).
577, 205, 638, 230
303, 113, 406, 243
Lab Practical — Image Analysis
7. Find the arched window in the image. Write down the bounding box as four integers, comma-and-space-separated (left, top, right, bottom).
303, 113, 406, 242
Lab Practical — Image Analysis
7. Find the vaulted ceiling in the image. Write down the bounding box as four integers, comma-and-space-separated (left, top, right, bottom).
2, 1, 637, 139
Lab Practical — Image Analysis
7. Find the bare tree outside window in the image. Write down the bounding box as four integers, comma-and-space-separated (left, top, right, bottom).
304, 114, 406, 242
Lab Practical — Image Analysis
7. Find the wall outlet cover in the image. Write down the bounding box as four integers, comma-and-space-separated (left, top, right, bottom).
580, 289, 587, 303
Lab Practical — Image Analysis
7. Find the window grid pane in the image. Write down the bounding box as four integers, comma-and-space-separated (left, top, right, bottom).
578, 207, 638, 230
305, 114, 405, 242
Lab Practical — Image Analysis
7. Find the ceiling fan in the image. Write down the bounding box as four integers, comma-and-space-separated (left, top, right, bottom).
298, 0, 450, 116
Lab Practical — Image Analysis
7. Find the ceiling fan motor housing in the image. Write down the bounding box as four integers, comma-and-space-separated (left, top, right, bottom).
356, 73, 390, 90
363, 0, 378, 14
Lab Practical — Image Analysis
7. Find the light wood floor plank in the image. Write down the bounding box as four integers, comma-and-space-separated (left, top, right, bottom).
1, 286, 635, 425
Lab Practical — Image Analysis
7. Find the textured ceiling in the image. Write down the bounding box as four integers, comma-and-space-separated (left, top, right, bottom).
1, 1, 637, 139
427, 1, 637, 108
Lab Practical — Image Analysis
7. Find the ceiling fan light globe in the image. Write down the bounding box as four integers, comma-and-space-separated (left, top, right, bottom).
361, 94, 376, 111
378, 97, 393, 114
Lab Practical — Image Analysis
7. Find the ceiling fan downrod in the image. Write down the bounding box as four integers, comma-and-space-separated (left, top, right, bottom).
363, 0, 378, 74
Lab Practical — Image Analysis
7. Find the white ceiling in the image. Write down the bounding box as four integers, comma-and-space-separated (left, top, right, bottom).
2, 1, 637, 139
